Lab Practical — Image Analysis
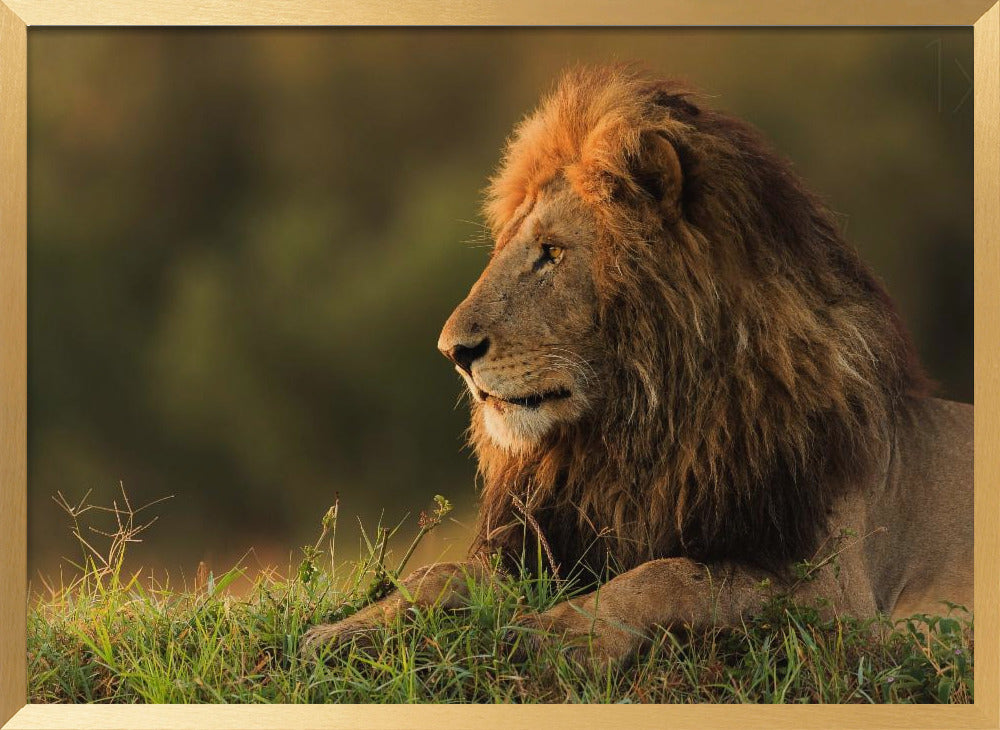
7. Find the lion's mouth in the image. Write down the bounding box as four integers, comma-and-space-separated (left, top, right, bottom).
478, 387, 572, 410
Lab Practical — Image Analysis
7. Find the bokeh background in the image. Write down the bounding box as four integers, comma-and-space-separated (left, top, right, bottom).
27, 28, 973, 585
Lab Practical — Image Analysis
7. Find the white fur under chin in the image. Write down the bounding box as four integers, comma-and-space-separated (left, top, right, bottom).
482, 403, 556, 454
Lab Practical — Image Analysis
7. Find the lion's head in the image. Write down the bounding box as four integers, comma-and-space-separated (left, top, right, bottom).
439, 65, 929, 578
437, 175, 604, 452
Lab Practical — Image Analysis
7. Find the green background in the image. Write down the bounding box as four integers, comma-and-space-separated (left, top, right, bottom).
27, 28, 973, 583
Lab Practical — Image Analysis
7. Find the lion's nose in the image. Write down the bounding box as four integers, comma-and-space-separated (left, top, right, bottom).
442, 337, 490, 375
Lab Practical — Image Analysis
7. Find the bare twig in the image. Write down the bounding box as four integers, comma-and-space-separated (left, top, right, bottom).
510, 493, 561, 584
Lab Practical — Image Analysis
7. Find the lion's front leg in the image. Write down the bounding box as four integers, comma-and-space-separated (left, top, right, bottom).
511, 558, 778, 666
300, 559, 493, 658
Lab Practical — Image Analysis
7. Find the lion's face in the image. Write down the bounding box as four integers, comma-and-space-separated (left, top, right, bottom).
438, 178, 603, 452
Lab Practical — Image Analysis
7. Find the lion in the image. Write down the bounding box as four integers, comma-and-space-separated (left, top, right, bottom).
302, 65, 973, 666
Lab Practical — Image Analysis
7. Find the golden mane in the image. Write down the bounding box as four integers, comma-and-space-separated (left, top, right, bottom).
470, 65, 929, 580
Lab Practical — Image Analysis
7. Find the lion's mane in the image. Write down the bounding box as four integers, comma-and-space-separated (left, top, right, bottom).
470, 65, 928, 580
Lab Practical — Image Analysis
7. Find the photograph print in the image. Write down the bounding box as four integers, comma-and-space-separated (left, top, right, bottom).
27, 27, 973, 704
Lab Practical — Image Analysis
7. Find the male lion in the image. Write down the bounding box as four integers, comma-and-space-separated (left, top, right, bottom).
302, 65, 973, 665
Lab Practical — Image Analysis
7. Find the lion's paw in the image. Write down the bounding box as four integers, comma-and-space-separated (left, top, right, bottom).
504, 611, 594, 666
505, 609, 640, 668
299, 618, 380, 660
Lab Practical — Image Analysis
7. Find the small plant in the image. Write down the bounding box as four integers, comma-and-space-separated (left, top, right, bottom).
295, 493, 454, 625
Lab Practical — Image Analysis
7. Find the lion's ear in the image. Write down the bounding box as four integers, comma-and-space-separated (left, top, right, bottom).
631, 131, 683, 223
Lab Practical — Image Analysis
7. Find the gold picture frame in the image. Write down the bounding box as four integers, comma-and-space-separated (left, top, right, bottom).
1, 2, 997, 728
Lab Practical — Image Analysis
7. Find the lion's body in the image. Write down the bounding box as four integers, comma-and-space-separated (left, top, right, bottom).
865, 397, 973, 618
481, 396, 974, 623
302, 65, 973, 665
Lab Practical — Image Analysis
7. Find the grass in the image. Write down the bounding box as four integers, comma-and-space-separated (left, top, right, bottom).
28, 489, 974, 704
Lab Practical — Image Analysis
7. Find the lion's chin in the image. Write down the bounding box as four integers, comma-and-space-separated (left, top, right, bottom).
480, 391, 588, 453
482, 403, 555, 453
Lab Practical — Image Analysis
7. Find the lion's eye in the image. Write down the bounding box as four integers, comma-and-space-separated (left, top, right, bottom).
541, 243, 564, 264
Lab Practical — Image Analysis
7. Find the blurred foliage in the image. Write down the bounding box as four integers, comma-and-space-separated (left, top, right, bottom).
27, 28, 972, 579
